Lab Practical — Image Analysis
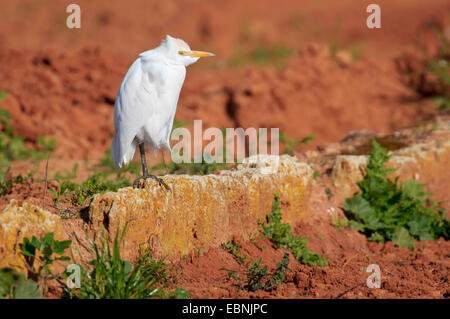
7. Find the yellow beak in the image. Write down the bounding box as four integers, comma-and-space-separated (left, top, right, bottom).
180, 50, 215, 58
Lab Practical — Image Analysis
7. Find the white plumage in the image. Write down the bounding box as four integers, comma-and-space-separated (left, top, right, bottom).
112, 35, 214, 171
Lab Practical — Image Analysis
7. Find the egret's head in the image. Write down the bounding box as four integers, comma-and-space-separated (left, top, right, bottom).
162, 35, 214, 66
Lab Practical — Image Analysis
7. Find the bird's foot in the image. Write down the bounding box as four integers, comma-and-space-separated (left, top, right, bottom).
132, 174, 171, 191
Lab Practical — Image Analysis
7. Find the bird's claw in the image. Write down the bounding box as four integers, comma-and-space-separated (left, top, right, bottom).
132, 174, 171, 192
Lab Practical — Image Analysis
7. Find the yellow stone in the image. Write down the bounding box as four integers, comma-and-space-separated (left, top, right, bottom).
0, 200, 63, 270
88, 155, 313, 261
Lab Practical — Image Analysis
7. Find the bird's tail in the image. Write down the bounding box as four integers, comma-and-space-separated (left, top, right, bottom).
112, 134, 136, 169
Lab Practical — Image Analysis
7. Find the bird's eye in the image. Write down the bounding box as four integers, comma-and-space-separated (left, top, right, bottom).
178, 51, 184, 55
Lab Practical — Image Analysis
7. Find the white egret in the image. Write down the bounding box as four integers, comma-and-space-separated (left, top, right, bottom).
112, 35, 214, 189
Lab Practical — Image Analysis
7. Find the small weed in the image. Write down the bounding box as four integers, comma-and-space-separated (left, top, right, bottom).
20, 233, 71, 290
221, 240, 249, 265
0, 108, 55, 168
226, 253, 290, 292
329, 40, 340, 59
0, 106, 55, 194
95, 148, 139, 177
262, 193, 328, 266
151, 127, 229, 176
63, 224, 188, 299
325, 188, 333, 200
54, 163, 79, 182
172, 119, 189, 130
228, 45, 293, 69
194, 247, 204, 257
343, 141, 449, 249
0, 169, 31, 197
279, 132, 315, 155
400, 31, 450, 111
151, 158, 228, 176
63, 172, 131, 206
332, 216, 350, 231
0, 91, 7, 101
0, 232, 72, 298
0, 267, 40, 299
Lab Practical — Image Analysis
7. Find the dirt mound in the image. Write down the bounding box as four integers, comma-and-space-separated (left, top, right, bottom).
0, 44, 433, 164
181, 43, 430, 148
0, 48, 126, 160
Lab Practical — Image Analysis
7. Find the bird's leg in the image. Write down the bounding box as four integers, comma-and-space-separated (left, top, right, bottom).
161, 149, 169, 175
140, 142, 149, 176
132, 143, 171, 191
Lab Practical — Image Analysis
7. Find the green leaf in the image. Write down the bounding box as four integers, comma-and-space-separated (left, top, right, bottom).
13, 277, 41, 299
0, 91, 8, 102
368, 232, 384, 243
402, 180, 430, 201
171, 287, 190, 299
0, 268, 20, 297
393, 227, 415, 249
0, 109, 11, 121
21, 238, 36, 257
49, 188, 57, 198
343, 195, 374, 220
53, 240, 72, 254
123, 261, 132, 276
407, 214, 432, 240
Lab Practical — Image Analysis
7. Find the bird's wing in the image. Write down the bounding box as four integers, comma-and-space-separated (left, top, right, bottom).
112, 58, 159, 168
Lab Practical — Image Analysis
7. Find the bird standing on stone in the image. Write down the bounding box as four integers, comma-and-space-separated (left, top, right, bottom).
112, 35, 214, 189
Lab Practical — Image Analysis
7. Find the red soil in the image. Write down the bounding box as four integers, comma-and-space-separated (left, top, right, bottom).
175, 223, 450, 299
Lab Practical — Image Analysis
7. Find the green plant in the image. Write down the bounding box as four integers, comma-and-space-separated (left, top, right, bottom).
60, 172, 130, 206
20, 233, 71, 280
428, 44, 450, 111
332, 216, 350, 231
279, 132, 315, 155
402, 31, 450, 111
0, 232, 71, 299
49, 180, 74, 205
325, 188, 333, 200
151, 128, 229, 176
228, 44, 293, 69
245, 258, 268, 292
262, 193, 328, 266
0, 267, 41, 299
226, 253, 290, 292
172, 119, 189, 130
63, 224, 188, 299
0, 91, 7, 101
262, 253, 290, 291
221, 240, 249, 265
95, 148, 139, 177
19, 232, 71, 297
343, 140, 449, 248
0, 169, 31, 197
53, 163, 79, 182
0, 108, 55, 169
152, 159, 229, 176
